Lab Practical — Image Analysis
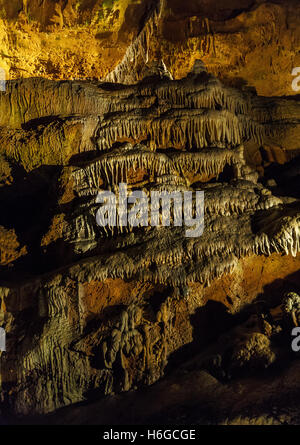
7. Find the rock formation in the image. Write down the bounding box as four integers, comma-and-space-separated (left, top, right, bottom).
0, 62, 299, 419
0, 0, 300, 96
0, 0, 299, 426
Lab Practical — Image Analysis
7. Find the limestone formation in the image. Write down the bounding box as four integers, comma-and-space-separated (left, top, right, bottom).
0, 50, 299, 422
282, 292, 300, 327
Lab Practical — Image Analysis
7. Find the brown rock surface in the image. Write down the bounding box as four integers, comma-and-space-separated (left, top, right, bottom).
0, 0, 299, 426
0, 1, 299, 96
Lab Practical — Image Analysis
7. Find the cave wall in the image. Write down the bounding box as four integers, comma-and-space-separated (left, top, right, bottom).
0, 0, 299, 96
0, 0, 299, 421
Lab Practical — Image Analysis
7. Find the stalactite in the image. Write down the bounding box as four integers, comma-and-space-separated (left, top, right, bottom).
95, 108, 265, 152
72, 143, 245, 193
104, 0, 166, 84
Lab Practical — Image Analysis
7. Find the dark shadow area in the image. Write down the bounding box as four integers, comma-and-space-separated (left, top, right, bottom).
21, 115, 63, 130
0, 164, 63, 279
257, 269, 300, 309
217, 163, 235, 182
165, 300, 237, 373
69, 150, 101, 166
262, 154, 300, 198
251, 200, 300, 235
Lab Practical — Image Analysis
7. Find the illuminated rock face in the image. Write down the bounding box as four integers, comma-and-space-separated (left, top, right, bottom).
0, 66, 299, 417
0, 0, 300, 96
0, 0, 299, 422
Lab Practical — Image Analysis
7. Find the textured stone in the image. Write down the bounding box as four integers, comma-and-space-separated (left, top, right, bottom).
0, 2, 299, 423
